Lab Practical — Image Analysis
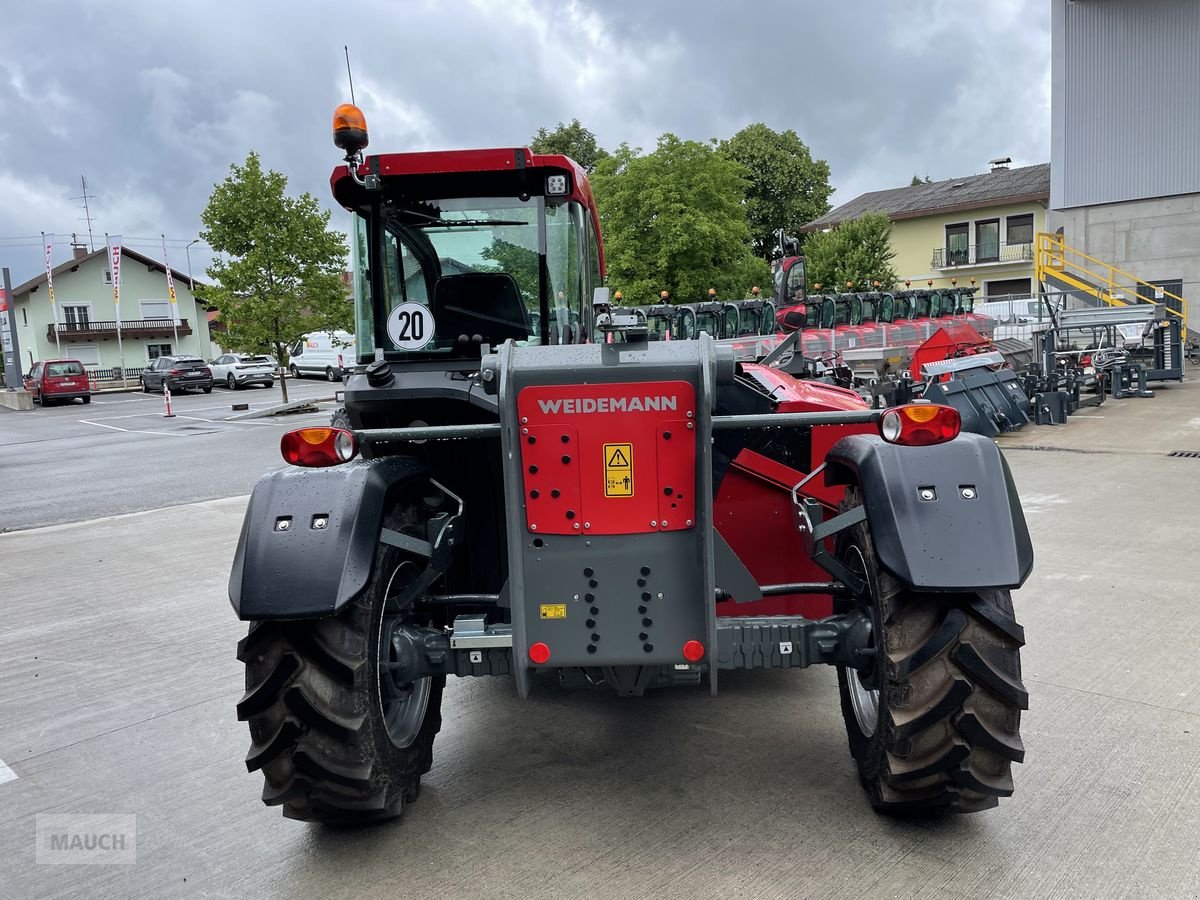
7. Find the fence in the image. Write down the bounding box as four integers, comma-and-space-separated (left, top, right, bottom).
87, 367, 146, 387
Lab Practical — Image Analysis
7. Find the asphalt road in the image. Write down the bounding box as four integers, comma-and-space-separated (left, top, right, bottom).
0, 378, 337, 532
1, 379, 1198, 899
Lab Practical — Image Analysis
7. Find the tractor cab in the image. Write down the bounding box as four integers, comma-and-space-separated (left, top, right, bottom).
816, 296, 864, 352
770, 239, 806, 307
729, 299, 777, 336
642, 304, 680, 340
858, 291, 894, 325
683, 301, 728, 339
332, 144, 604, 365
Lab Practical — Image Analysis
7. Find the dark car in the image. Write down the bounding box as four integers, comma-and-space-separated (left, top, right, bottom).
24, 359, 91, 406
140, 356, 213, 394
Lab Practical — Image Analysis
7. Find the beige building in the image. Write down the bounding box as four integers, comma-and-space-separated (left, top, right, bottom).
803, 162, 1050, 300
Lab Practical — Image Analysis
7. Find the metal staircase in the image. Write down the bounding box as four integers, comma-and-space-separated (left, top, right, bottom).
1035, 232, 1189, 335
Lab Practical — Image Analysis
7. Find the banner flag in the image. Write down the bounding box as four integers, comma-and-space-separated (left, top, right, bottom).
43, 235, 59, 326
108, 235, 123, 326
161, 236, 182, 326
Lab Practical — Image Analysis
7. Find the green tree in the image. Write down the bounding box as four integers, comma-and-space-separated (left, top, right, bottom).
910, 174, 934, 185
530, 119, 608, 172
480, 238, 540, 305
802, 212, 898, 291
591, 135, 770, 303
718, 123, 832, 260
199, 152, 351, 402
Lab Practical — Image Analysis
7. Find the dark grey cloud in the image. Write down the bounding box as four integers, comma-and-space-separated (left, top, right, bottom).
0, 0, 1048, 284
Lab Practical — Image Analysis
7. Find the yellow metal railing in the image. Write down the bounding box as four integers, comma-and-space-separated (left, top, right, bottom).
1036, 232, 1188, 334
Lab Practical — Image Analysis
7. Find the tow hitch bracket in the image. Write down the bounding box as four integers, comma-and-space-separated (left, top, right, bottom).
791, 485, 868, 597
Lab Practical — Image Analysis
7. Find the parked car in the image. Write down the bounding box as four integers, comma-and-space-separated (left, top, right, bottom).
23, 359, 91, 406
140, 356, 213, 394
210, 353, 275, 390
288, 330, 354, 381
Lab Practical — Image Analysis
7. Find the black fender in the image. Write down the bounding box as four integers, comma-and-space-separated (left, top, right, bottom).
229, 455, 427, 620
824, 433, 1033, 591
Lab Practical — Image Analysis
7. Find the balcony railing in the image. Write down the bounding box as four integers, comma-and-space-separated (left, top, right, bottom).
931, 242, 1034, 268
47, 318, 193, 342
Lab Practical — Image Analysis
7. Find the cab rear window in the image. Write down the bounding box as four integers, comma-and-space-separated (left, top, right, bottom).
47, 362, 84, 376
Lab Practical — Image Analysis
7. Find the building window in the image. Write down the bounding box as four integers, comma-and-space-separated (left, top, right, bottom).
976, 220, 1000, 263
140, 299, 170, 321
71, 344, 102, 367
1007, 214, 1034, 247
945, 223, 969, 265
63, 304, 91, 327
147, 343, 173, 360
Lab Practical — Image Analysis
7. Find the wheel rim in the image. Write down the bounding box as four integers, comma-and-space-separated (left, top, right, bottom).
844, 545, 880, 738
227, 375, 235, 388
377, 560, 431, 749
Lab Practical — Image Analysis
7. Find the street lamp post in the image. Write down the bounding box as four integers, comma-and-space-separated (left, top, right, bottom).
185, 239, 200, 291
185, 239, 202, 357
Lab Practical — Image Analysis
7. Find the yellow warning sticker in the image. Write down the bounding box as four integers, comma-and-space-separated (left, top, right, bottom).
603, 442, 634, 497
539, 604, 567, 620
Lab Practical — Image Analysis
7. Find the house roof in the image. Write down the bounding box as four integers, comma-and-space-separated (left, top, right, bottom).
802, 163, 1051, 231
11, 245, 208, 297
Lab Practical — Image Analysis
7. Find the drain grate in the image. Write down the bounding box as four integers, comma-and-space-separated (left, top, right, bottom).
1168, 450, 1200, 459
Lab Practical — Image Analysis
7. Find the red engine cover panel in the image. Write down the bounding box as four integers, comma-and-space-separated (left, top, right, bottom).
517, 382, 697, 536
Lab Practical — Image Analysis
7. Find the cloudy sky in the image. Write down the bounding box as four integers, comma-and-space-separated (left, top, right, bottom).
0, 0, 1050, 285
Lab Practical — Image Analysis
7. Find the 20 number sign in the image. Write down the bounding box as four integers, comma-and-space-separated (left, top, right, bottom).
386, 302, 436, 351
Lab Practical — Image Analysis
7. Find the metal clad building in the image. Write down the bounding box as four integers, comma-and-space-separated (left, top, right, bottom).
1050, 0, 1200, 333
1052, 0, 1200, 209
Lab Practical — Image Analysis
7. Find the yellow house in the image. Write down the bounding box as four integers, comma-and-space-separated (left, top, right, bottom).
802, 162, 1050, 300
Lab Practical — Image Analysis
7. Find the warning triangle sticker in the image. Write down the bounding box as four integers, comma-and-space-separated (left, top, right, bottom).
607, 447, 630, 467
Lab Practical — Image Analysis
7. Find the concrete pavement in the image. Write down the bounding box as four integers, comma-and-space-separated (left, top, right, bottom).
0, 381, 1198, 899
0, 379, 336, 532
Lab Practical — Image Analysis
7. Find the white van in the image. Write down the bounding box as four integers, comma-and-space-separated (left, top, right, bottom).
288, 330, 355, 381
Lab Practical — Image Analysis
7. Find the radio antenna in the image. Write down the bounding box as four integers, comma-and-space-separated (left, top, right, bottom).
344, 45, 356, 105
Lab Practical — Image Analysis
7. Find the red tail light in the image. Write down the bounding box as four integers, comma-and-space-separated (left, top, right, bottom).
528, 642, 551, 664
280, 427, 358, 467
879, 404, 960, 446
168, 368, 182, 376
337, 353, 344, 367
682, 640, 705, 662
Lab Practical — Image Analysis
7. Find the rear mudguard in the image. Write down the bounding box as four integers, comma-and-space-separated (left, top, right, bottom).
229, 455, 427, 620
824, 433, 1033, 591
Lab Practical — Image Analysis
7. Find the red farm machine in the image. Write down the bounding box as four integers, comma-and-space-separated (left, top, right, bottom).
229, 103, 1033, 825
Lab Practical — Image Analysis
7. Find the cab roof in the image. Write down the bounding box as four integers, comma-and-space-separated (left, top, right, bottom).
330, 148, 596, 213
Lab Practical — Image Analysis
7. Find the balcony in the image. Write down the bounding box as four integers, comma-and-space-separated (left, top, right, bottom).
931, 242, 1034, 268
47, 318, 193, 342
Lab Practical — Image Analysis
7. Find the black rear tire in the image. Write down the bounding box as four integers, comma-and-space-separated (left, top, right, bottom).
835, 487, 1027, 816
238, 500, 444, 824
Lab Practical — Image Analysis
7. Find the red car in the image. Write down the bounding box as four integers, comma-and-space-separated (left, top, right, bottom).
24, 359, 92, 406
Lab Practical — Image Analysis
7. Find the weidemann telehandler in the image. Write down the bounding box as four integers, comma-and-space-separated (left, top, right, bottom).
229, 102, 1033, 824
